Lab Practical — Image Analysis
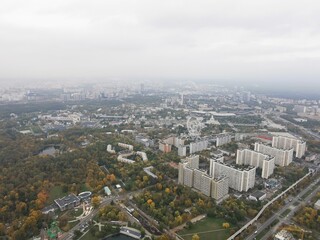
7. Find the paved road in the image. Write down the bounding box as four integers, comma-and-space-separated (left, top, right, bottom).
60, 184, 159, 240
60, 196, 120, 240
246, 176, 320, 240
227, 172, 311, 240
257, 178, 320, 240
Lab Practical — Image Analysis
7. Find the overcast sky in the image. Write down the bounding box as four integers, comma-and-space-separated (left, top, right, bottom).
1, 0, 320, 88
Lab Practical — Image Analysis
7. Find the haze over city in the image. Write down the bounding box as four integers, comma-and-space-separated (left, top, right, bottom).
2, 1, 320, 240
1, 0, 320, 91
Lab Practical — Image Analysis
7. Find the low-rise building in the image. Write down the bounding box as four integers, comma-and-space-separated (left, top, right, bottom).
274, 230, 295, 240
248, 191, 266, 201
104, 186, 112, 196
118, 143, 134, 151
54, 194, 81, 211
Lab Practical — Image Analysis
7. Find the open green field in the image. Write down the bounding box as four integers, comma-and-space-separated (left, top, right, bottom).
178, 218, 233, 240
70, 207, 83, 218
48, 185, 65, 204
81, 227, 99, 240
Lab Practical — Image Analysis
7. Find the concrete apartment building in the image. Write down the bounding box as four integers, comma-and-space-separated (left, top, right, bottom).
178, 145, 187, 156
201, 174, 213, 197
118, 143, 134, 151
210, 159, 256, 192
254, 142, 293, 166
183, 167, 194, 188
178, 160, 228, 199
185, 155, 200, 169
236, 149, 275, 179
211, 176, 229, 201
163, 136, 185, 147
216, 134, 232, 147
190, 140, 208, 154
272, 136, 306, 158
193, 168, 204, 190
159, 142, 172, 153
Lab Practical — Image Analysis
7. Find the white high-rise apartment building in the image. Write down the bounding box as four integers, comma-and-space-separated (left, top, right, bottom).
211, 176, 229, 201
210, 159, 256, 192
178, 158, 228, 198
216, 134, 232, 147
201, 174, 212, 197
272, 136, 306, 158
193, 169, 205, 190
254, 143, 293, 166
236, 149, 275, 179
183, 167, 194, 188
178, 162, 187, 184
178, 145, 187, 156
190, 140, 208, 154
185, 155, 199, 169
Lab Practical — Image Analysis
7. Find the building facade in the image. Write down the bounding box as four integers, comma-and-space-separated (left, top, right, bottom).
216, 134, 232, 147
211, 176, 229, 201
210, 159, 256, 192
254, 142, 293, 166
272, 136, 306, 158
236, 149, 275, 179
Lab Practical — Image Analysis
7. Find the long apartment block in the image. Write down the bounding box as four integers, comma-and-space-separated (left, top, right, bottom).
236, 149, 275, 179
272, 136, 306, 158
254, 142, 293, 166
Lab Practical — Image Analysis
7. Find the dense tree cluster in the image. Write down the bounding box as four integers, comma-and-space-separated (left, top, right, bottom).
98, 205, 127, 222
134, 183, 216, 228
294, 206, 320, 229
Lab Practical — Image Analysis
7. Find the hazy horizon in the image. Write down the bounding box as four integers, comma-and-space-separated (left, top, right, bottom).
1, 0, 320, 89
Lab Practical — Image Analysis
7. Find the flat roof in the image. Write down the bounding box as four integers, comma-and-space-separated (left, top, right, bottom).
54, 194, 80, 208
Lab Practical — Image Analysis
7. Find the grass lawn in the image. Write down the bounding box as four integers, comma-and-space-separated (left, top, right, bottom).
70, 207, 84, 218
60, 220, 79, 232
178, 218, 233, 240
48, 185, 65, 204
81, 227, 99, 240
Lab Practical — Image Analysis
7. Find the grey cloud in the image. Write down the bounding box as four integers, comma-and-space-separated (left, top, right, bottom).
0, 0, 320, 87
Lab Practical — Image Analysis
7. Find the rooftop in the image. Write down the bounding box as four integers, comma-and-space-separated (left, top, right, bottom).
54, 194, 80, 208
